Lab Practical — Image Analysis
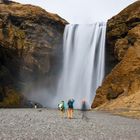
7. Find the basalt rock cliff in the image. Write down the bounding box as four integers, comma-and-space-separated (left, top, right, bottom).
0, 1, 67, 107
93, 1, 140, 113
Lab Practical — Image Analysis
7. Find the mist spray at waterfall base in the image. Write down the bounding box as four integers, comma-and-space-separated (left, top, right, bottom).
56, 23, 106, 109
23, 77, 59, 108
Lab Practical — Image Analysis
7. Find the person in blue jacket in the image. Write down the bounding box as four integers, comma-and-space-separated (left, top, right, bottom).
67, 98, 74, 119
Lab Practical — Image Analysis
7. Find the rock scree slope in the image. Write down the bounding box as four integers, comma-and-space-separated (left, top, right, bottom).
92, 1, 140, 114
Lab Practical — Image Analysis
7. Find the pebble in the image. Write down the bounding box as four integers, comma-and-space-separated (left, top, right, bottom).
0, 109, 140, 140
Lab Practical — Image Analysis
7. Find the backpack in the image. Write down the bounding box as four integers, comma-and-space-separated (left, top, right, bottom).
58, 102, 64, 110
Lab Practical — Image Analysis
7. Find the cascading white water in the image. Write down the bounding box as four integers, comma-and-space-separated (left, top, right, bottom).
56, 22, 106, 109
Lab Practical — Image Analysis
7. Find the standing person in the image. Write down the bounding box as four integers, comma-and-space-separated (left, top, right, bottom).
67, 98, 74, 119
81, 100, 88, 120
34, 103, 37, 109
58, 101, 66, 118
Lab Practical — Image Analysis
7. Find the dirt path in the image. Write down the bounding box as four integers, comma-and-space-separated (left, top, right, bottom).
0, 109, 140, 140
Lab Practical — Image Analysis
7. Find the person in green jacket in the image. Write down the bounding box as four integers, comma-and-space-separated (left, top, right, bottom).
58, 101, 66, 118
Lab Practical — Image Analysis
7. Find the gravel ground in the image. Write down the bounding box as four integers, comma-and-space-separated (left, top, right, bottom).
0, 109, 140, 140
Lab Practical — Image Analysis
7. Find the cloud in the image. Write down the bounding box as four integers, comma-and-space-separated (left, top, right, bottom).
12, 0, 136, 23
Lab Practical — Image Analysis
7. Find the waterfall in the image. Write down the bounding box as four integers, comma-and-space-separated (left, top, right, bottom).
56, 22, 106, 109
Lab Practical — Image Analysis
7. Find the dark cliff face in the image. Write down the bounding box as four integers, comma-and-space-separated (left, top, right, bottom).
105, 1, 140, 75
92, 1, 140, 111
107, 1, 140, 62
0, 1, 67, 107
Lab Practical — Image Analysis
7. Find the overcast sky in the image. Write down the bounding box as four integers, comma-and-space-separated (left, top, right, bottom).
12, 0, 136, 23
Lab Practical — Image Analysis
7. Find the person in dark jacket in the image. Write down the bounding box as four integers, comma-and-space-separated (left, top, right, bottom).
81, 99, 88, 120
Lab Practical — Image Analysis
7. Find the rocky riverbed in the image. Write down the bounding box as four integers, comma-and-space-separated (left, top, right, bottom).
0, 109, 140, 140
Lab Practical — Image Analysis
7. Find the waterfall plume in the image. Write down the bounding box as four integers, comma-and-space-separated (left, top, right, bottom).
56, 23, 106, 109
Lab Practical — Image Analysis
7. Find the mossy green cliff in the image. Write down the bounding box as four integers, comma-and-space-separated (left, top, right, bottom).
0, 1, 67, 107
